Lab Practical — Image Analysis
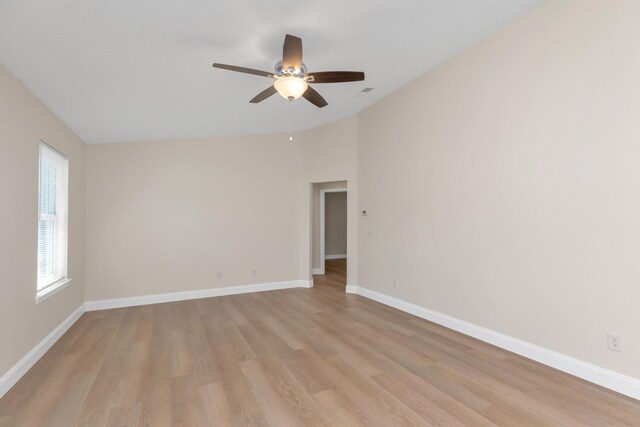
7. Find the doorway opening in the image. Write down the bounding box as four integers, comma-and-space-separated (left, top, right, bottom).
320, 189, 347, 273
311, 181, 347, 290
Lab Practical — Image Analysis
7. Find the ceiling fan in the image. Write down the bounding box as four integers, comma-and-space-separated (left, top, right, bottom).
212, 34, 365, 108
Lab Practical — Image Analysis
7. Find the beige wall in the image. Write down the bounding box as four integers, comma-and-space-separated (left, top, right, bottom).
85, 135, 303, 300
85, 116, 359, 300
0, 64, 86, 377
358, 0, 640, 379
311, 182, 347, 269
325, 192, 347, 257
299, 116, 358, 286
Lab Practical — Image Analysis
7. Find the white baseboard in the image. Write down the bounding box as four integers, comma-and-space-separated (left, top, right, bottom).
324, 254, 347, 260
312, 268, 324, 275
349, 285, 640, 401
0, 304, 85, 399
85, 280, 311, 311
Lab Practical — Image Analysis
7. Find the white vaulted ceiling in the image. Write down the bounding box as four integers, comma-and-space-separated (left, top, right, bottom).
0, 0, 543, 144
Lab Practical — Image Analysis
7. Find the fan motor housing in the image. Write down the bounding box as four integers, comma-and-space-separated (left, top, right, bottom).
274, 60, 307, 78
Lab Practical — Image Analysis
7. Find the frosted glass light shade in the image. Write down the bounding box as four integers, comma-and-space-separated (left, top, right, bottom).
274, 77, 308, 101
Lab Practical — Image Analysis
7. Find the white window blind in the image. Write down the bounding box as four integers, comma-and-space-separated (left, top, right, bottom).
37, 142, 69, 293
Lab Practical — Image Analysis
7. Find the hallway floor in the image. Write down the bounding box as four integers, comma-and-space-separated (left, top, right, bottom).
313, 258, 346, 291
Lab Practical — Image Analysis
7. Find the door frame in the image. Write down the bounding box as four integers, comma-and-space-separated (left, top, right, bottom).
319, 187, 347, 275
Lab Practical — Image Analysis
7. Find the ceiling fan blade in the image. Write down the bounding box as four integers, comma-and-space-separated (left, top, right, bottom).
250, 85, 278, 103
212, 63, 275, 78
282, 34, 303, 71
307, 71, 365, 83
302, 86, 328, 108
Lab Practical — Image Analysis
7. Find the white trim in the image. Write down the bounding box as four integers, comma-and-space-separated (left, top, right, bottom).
319, 188, 347, 276
312, 268, 324, 275
85, 280, 312, 311
35, 278, 72, 304
0, 304, 84, 399
324, 254, 347, 260
349, 285, 640, 401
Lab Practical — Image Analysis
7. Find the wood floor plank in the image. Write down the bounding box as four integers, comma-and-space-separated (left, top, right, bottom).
371, 372, 467, 427
325, 353, 428, 425
1, 259, 638, 426
16, 352, 82, 424
208, 344, 261, 422
170, 374, 209, 427
240, 359, 308, 426
287, 348, 335, 395
198, 382, 236, 426
430, 362, 576, 426
311, 389, 367, 427
106, 403, 142, 427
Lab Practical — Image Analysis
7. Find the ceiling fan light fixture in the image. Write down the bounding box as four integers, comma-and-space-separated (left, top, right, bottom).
274, 76, 308, 101
212, 34, 364, 107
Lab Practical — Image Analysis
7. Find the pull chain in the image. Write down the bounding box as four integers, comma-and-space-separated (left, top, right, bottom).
287, 100, 294, 141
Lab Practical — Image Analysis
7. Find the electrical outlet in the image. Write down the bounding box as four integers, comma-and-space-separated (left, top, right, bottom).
252, 269, 257, 277
392, 279, 398, 288
369, 229, 375, 238
217, 271, 223, 280
607, 333, 622, 352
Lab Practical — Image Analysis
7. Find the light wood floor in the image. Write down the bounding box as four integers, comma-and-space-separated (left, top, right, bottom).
1, 260, 639, 426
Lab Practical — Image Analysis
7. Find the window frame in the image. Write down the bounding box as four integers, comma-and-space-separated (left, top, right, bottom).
36, 141, 71, 303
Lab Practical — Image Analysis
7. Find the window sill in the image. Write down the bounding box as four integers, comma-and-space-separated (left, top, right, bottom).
36, 278, 72, 304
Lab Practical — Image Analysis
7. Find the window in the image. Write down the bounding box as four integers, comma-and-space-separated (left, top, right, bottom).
37, 142, 70, 302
